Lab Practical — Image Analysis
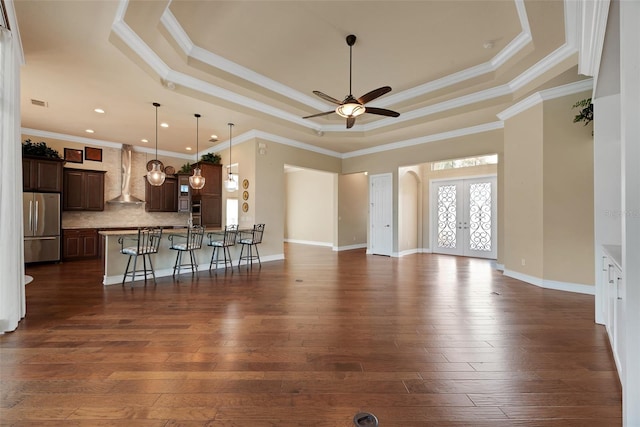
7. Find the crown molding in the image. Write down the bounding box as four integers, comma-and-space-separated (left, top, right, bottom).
574, 0, 610, 78
342, 121, 504, 159
159, 0, 532, 111
160, 9, 328, 112
111, 0, 580, 137
497, 78, 593, 120
21, 128, 194, 159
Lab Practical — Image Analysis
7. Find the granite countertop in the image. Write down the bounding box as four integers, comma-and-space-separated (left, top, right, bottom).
99, 227, 222, 236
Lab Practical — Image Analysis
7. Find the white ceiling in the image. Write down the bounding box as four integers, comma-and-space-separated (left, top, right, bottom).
14, 0, 584, 159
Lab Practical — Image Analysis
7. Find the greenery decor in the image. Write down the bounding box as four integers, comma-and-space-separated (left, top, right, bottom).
572, 98, 594, 126
200, 152, 221, 164
22, 139, 62, 159
179, 163, 192, 173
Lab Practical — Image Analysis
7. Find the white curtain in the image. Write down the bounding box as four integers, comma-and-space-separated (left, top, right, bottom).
0, 24, 26, 333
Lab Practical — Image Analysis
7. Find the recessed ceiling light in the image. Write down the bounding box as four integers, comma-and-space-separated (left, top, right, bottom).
85, 129, 94, 133
186, 147, 192, 151
94, 108, 105, 114
160, 122, 169, 128
211, 134, 217, 139
141, 139, 148, 143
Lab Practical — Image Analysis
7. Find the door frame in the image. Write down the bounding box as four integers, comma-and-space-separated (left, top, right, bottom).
429, 174, 497, 259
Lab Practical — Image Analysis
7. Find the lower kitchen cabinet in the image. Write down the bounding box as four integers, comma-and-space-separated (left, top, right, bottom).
63, 228, 99, 260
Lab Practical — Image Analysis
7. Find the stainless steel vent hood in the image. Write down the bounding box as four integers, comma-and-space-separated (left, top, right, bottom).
107, 144, 145, 204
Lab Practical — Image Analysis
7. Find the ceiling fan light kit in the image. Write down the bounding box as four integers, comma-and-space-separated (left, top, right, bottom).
302, 34, 400, 129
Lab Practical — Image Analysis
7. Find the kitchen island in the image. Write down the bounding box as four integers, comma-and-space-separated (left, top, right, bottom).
99, 227, 234, 285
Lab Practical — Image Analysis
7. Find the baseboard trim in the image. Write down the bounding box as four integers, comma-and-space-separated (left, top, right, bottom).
333, 243, 367, 252
503, 269, 595, 295
284, 239, 333, 247
396, 248, 432, 257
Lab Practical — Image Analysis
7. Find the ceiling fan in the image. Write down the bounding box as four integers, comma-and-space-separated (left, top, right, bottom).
302, 34, 400, 129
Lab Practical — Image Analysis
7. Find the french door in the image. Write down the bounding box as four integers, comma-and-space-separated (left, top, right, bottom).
431, 176, 497, 259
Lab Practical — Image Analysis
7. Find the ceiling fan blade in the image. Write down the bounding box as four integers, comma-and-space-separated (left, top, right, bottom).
313, 91, 342, 105
358, 86, 392, 104
346, 117, 356, 129
364, 107, 400, 118
302, 111, 335, 119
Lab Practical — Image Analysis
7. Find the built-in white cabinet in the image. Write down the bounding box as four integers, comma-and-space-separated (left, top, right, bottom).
600, 245, 624, 384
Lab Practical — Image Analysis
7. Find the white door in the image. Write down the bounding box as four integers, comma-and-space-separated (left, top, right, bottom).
431, 176, 497, 259
370, 173, 393, 256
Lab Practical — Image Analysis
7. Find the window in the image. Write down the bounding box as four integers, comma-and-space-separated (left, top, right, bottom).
226, 198, 238, 226
431, 154, 498, 171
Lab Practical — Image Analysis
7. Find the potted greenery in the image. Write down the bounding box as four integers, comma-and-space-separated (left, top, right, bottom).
200, 152, 221, 164
22, 139, 62, 159
572, 98, 593, 126
179, 163, 192, 173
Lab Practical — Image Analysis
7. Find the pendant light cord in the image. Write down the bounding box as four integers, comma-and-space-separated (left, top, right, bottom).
153, 102, 160, 160
228, 123, 234, 175
349, 44, 353, 96
195, 113, 200, 162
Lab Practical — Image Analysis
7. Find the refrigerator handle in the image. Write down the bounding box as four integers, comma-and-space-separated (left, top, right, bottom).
34, 200, 39, 231
29, 200, 33, 231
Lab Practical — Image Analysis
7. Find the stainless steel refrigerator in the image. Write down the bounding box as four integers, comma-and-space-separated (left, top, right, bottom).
23, 192, 61, 263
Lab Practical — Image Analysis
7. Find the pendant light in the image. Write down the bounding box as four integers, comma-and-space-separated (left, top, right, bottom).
146, 102, 166, 186
189, 113, 206, 190
224, 122, 238, 192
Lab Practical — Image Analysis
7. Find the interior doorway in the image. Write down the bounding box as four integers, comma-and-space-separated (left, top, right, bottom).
369, 173, 393, 256
430, 176, 497, 259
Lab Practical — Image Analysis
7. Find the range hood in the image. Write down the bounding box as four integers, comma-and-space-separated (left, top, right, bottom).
107, 144, 145, 205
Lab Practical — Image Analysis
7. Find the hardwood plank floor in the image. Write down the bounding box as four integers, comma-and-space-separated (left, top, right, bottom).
1, 244, 621, 426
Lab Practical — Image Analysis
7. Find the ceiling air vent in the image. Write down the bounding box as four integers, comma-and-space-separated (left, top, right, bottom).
30, 99, 48, 107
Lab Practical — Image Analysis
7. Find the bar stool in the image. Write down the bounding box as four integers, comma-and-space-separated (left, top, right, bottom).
169, 226, 205, 277
238, 224, 265, 268
119, 227, 163, 287
208, 224, 238, 271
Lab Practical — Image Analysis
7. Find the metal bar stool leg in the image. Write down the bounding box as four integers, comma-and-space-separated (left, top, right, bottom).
122, 256, 132, 286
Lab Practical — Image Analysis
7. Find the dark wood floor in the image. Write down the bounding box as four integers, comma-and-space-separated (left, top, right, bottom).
1, 244, 621, 426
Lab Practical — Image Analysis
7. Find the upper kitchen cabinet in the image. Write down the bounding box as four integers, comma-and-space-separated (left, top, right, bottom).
63, 168, 106, 211
190, 162, 222, 227
190, 162, 222, 197
22, 157, 64, 192
145, 176, 178, 212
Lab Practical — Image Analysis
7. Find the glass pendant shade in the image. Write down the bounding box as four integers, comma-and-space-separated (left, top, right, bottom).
224, 173, 238, 192
147, 102, 166, 186
189, 167, 205, 190
336, 102, 365, 118
189, 113, 206, 190
147, 162, 166, 186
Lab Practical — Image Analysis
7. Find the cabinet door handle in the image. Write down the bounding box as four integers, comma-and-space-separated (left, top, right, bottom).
608, 264, 614, 284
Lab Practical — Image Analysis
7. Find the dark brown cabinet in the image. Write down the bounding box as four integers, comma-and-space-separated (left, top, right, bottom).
63, 228, 99, 260
22, 157, 64, 192
190, 162, 222, 227
63, 168, 106, 211
145, 176, 178, 212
